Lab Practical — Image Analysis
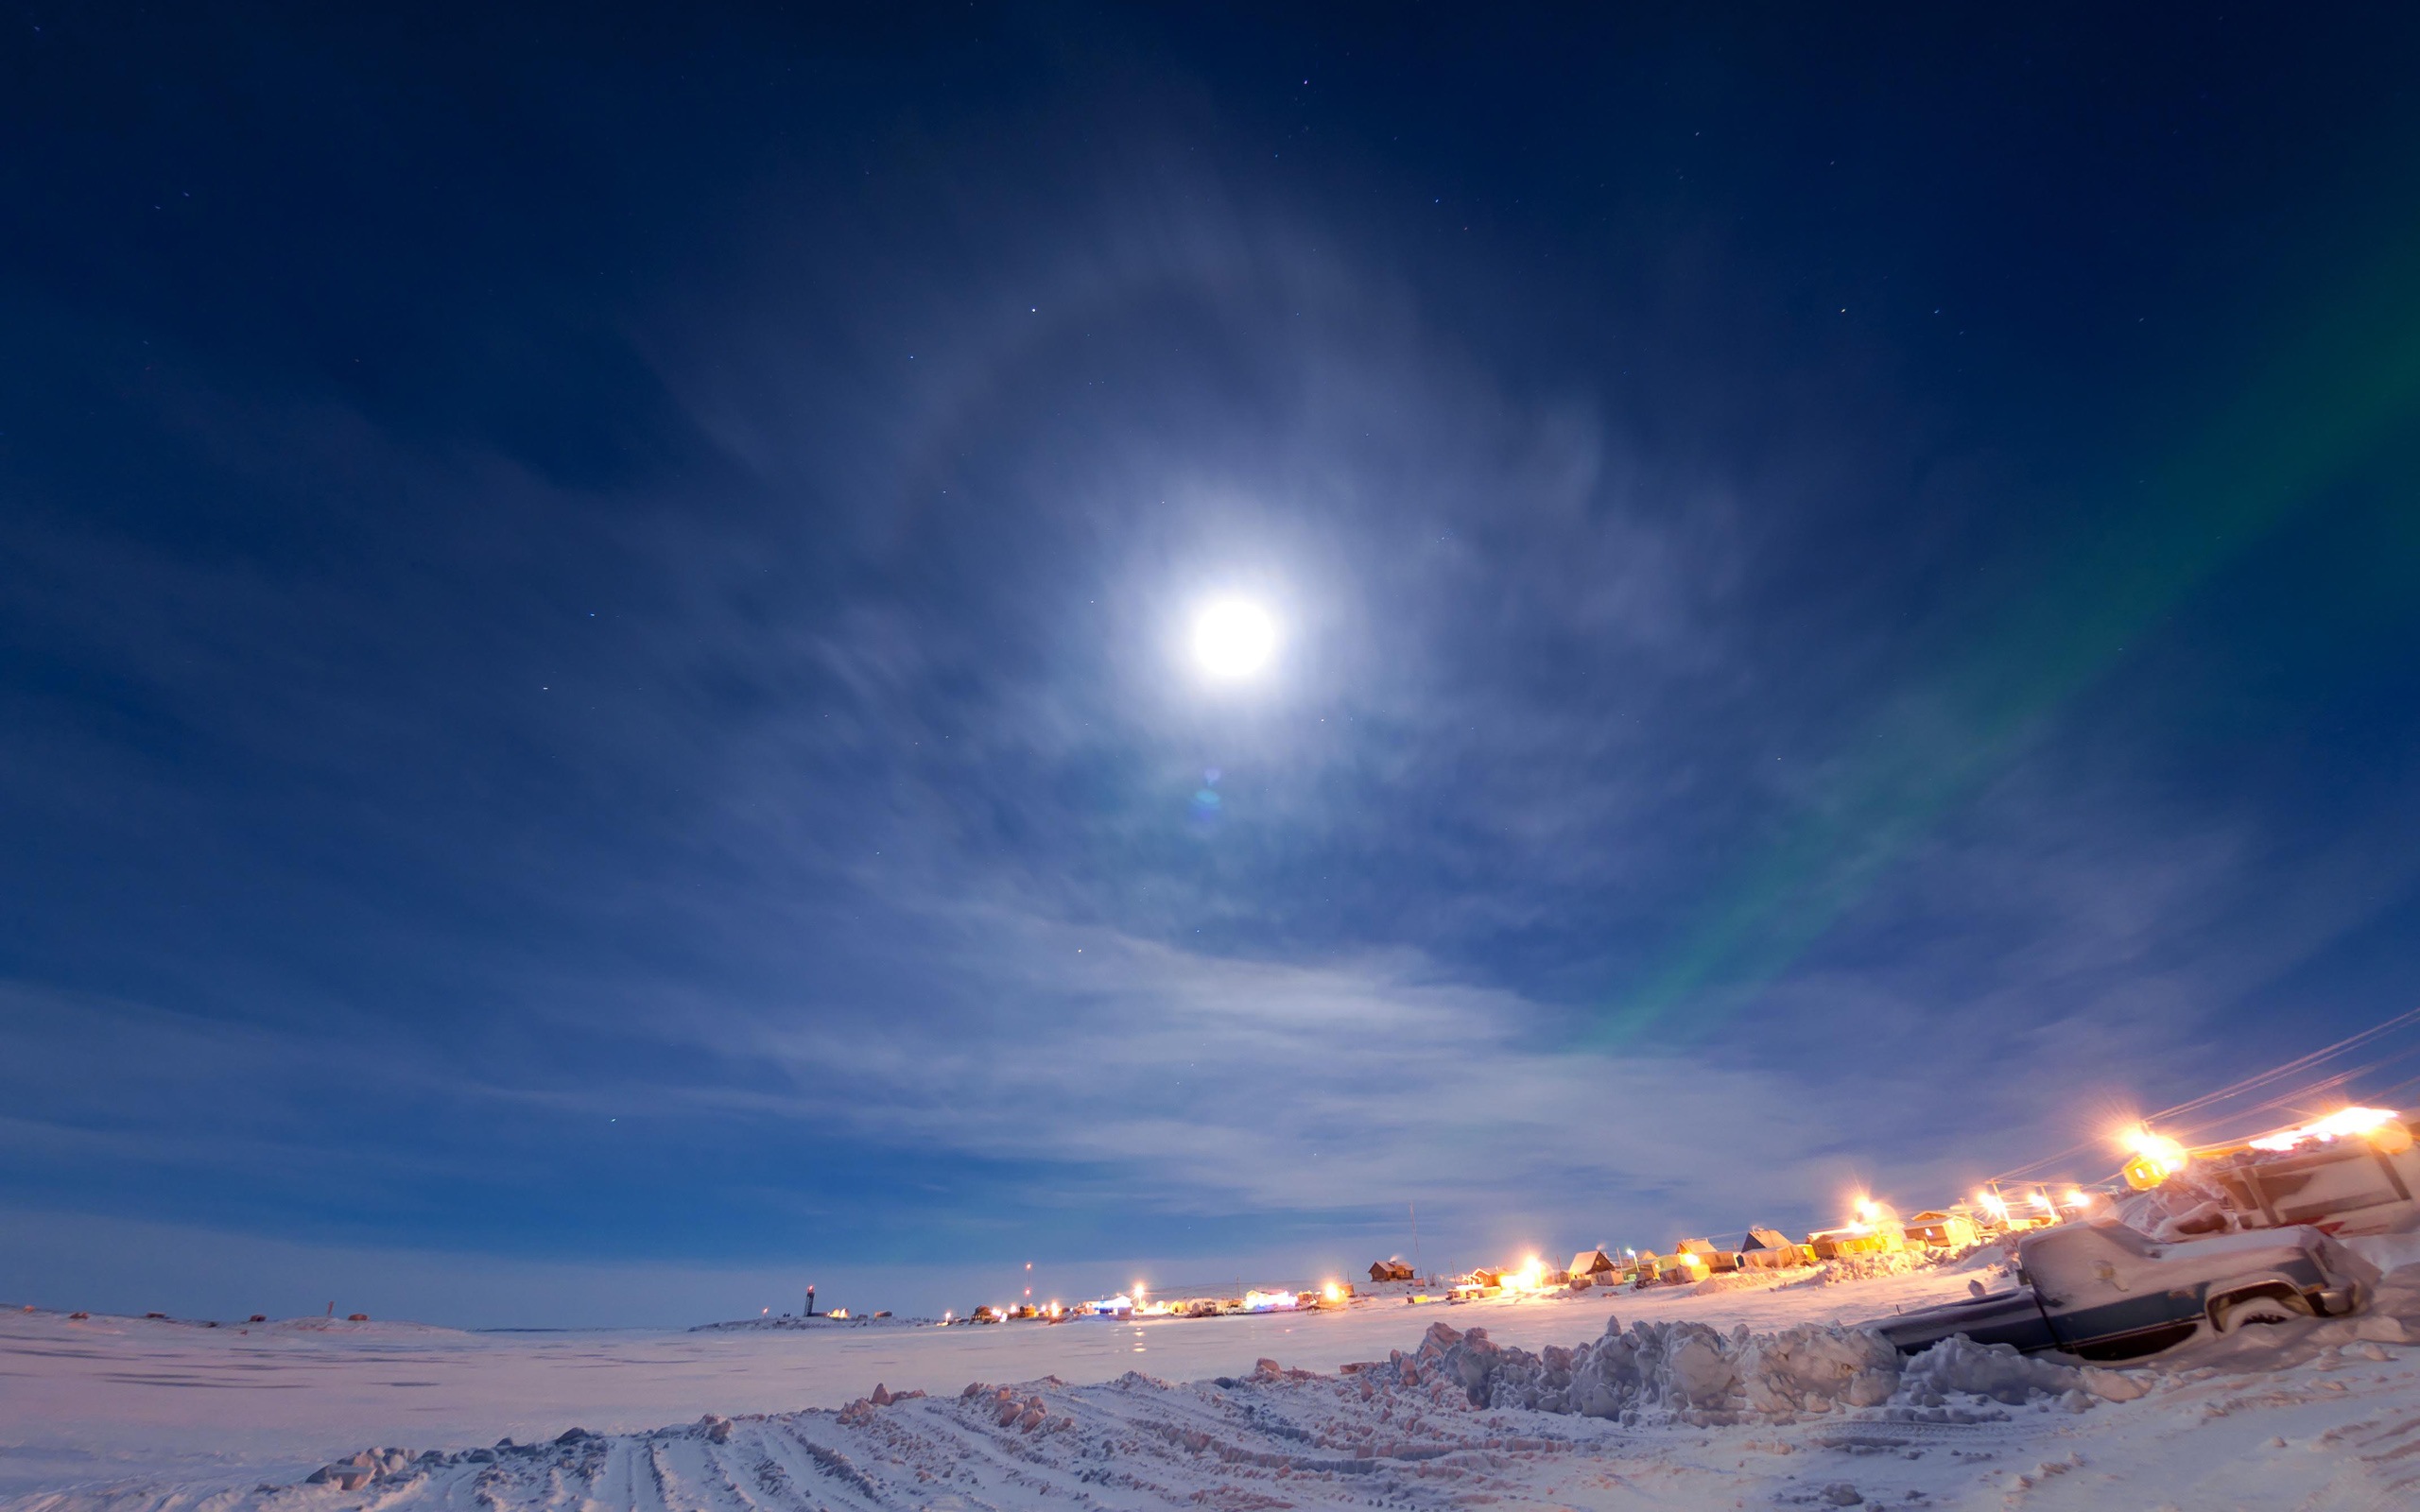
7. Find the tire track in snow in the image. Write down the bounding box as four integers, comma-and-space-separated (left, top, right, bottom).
753, 1421, 887, 1510
626, 1445, 673, 1512
647, 1434, 769, 1512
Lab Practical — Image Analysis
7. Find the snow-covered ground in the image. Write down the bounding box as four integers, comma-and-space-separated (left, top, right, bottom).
6, 1248, 2418, 1510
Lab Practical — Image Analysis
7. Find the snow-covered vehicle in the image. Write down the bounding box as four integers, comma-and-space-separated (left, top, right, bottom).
1871, 1221, 2363, 1363
2193, 1131, 2420, 1235
2123, 1108, 2420, 1239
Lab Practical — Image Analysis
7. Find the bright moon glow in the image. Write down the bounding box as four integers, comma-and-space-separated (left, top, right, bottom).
1191, 599, 1278, 679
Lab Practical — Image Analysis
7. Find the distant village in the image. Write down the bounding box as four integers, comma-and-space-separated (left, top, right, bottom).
716, 1107, 2420, 1333
934, 1182, 2094, 1327
898, 1107, 2413, 1329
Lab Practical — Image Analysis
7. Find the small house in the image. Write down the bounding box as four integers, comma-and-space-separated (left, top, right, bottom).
1369, 1259, 1417, 1283
1647, 1246, 1711, 1284
1737, 1226, 1803, 1270
1567, 1249, 1622, 1287
1806, 1226, 1896, 1260
1673, 1237, 1734, 1273
1658, 1254, 1711, 1284
1906, 1211, 1979, 1248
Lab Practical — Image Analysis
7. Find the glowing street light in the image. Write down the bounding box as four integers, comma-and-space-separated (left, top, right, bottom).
2250, 1107, 2404, 1152
2120, 1126, 2190, 1190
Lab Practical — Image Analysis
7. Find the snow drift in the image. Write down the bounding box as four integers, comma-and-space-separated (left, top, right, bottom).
1386, 1314, 2132, 1428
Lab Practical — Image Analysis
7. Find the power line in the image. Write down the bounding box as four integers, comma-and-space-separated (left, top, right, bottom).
2149, 1005, 2420, 1124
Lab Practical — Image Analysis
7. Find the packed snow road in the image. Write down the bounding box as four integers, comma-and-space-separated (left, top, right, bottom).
7, 1252, 2420, 1510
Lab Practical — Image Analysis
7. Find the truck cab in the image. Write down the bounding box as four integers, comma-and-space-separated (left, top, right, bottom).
1873, 1221, 2361, 1363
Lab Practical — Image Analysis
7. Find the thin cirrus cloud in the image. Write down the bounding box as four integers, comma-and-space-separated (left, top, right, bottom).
8, 26, 2420, 1329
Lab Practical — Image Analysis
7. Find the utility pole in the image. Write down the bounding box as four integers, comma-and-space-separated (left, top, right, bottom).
1409, 1202, 1423, 1282
804, 1285, 817, 1317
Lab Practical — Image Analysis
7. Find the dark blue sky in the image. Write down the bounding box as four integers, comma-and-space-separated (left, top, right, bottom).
7, 3, 2420, 1326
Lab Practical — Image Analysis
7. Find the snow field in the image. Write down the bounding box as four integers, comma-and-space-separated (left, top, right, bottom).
6, 1254, 2420, 1510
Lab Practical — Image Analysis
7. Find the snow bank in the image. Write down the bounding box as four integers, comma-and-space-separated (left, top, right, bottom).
1685, 1269, 1798, 1296
1893, 1333, 2078, 1404
1777, 1249, 1937, 1287
2346, 1228, 2420, 1278
1872, 1332, 2139, 1421
1392, 1314, 2108, 1428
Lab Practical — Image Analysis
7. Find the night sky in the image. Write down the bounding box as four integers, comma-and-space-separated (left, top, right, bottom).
8, 4, 2420, 1327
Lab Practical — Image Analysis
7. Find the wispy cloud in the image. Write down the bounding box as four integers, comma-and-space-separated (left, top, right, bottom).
7, 60, 2420, 1332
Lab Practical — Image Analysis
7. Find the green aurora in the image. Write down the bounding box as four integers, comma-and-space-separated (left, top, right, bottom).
1593, 252, 2420, 1047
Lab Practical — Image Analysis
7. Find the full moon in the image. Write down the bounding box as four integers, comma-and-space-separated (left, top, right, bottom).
1191, 598, 1279, 679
